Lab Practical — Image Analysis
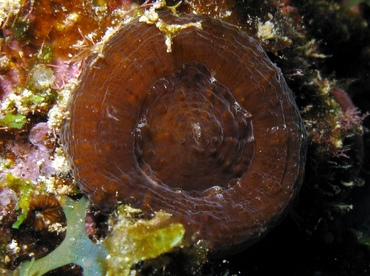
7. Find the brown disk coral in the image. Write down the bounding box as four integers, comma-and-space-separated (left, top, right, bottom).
61, 9, 306, 256
25, 194, 65, 231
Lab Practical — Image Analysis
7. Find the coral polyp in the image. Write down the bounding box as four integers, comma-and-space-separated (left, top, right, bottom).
61, 8, 306, 256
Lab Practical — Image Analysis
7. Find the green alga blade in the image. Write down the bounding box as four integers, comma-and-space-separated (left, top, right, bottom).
16, 196, 108, 276
0, 114, 27, 129
342, 0, 369, 9
16, 196, 186, 276
1, 174, 34, 229
103, 207, 185, 276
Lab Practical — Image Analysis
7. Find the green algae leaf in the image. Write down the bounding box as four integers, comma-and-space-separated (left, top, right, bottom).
342, 0, 370, 9
1, 174, 34, 229
38, 44, 54, 63
12, 18, 30, 41
16, 197, 186, 276
12, 211, 28, 229
358, 234, 370, 246
0, 114, 27, 129
16, 196, 108, 276
103, 207, 185, 276
25, 95, 44, 105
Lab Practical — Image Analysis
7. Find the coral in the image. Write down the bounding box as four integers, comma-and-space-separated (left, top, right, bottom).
61, 7, 306, 257
0, 176, 67, 271
25, 194, 64, 231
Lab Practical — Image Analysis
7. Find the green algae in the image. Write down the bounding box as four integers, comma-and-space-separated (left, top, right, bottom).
17, 196, 108, 276
16, 196, 186, 275
1, 174, 34, 229
0, 64, 57, 132
0, 114, 27, 130
342, 0, 370, 9
37, 44, 54, 63
103, 206, 185, 275
12, 17, 30, 41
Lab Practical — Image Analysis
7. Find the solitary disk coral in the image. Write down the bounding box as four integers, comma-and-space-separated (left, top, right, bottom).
62, 9, 306, 257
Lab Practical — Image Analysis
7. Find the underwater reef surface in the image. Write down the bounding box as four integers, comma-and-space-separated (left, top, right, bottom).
0, 0, 370, 275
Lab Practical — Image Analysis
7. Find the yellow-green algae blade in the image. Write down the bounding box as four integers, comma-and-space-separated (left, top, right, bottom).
103, 206, 185, 276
